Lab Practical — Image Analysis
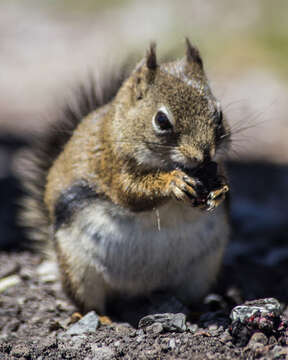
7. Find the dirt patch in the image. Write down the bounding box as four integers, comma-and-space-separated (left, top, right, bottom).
0, 253, 288, 359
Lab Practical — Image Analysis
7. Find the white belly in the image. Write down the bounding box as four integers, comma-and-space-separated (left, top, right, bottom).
56, 199, 229, 308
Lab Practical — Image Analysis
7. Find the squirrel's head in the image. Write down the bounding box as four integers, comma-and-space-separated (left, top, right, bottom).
113, 39, 230, 171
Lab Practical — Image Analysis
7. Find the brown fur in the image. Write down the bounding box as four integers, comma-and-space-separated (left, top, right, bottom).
45, 42, 230, 217
20, 67, 129, 250
21, 41, 231, 312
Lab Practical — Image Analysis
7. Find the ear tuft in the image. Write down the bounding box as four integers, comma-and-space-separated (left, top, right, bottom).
185, 37, 203, 69
146, 42, 157, 70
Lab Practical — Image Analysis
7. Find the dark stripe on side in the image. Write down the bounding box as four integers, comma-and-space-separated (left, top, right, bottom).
54, 181, 99, 231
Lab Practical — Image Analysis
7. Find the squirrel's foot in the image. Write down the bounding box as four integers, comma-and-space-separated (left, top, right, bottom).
165, 169, 200, 204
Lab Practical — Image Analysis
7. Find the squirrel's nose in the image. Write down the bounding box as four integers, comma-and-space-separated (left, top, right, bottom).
194, 147, 214, 164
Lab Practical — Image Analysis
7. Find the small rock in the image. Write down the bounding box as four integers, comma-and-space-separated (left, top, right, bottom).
169, 338, 176, 349
66, 311, 99, 335
248, 331, 268, 346
115, 323, 133, 335
19, 268, 33, 280
272, 345, 288, 359
145, 322, 163, 335
229, 320, 252, 347
208, 324, 219, 332
136, 329, 145, 336
37, 261, 58, 283
248, 342, 265, 353
204, 293, 226, 310
230, 298, 281, 323
69, 335, 86, 349
11, 344, 30, 357
0, 274, 21, 293
138, 313, 186, 332
136, 335, 145, 343
219, 329, 233, 344
90, 345, 115, 360
187, 323, 199, 333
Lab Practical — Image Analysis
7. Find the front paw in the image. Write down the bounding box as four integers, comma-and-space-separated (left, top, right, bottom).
165, 169, 200, 204
205, 184, 229, 211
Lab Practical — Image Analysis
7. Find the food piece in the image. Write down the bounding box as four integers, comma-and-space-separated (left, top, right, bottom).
190, 161, 229, 211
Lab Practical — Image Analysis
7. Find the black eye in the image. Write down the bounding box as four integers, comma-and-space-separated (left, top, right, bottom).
153, 111, 173, 133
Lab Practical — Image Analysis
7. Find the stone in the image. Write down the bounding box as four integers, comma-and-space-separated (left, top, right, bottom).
11, 344, 30, 357
272, 345, 288, 359
114, 323, 133, 336
187, 323, 199, 333
169, 338, 176, 349
0, 275, 21, 293
145, 322, 163, 335
204, 293, 226, 310
219, 329, 233, 344
248, 342, 265, 353
230, 298, 281, 323
136, 335, 145, 343
66, 311, 99, 335
69, 335, 86, 350
37, 261, 58, 283
248, 331, 268, 346
208, 324, 218, 331
138, 313, 186, 332
90, 345, 115, 360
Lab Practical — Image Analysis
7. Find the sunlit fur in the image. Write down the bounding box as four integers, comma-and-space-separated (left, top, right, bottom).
22, 41, 230, 314
113, 56, 230, 172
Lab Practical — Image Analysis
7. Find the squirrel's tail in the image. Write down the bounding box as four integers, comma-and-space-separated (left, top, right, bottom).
19, 66, 129, 254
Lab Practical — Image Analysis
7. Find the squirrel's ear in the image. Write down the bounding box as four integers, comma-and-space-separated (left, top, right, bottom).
146, 42, 157, 70
129, 42, 157, 100
185, 37, 203, 70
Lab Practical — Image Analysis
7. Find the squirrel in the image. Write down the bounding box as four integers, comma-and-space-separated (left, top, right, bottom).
21, 39, 230, 315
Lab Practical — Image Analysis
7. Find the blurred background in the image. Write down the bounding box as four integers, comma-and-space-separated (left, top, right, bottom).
1, 0, 288, 160
0, 0, 288, 288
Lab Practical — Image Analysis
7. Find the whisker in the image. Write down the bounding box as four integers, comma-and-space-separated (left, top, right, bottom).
222, 99, 247, 112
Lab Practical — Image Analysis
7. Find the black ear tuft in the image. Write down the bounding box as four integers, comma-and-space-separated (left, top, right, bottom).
185, 37, 203, 69
146, 42, 157, 70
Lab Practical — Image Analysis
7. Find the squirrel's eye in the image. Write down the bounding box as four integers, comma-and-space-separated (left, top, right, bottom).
153, 111, 173, 133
